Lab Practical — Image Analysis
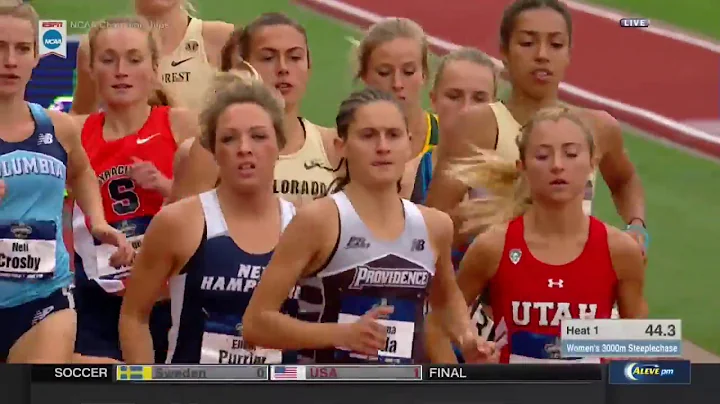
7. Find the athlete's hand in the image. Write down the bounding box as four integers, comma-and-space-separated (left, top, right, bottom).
459, 328, 499, 364
129, 157, 172, 197
337, 305, 394, 356
91, 222, 135, 268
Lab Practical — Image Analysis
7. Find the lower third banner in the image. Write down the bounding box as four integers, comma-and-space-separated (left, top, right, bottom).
608, 360, 691, 385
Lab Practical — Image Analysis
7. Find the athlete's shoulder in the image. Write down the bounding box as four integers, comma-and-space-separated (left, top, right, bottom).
417, 205, 452, 233
46, 110, 79, 138
470, 222, 509, 255
450, 103, 498, 152
201, 20, 236, 48
605, 223, 644, 277
154, 194, 203, 230
168, 107, 199, 142
575, 108, 621, 143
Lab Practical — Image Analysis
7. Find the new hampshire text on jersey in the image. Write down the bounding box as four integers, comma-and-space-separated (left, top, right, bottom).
201, 263, 300, 298
349, 265, 430, 289
0, 154, 65, 180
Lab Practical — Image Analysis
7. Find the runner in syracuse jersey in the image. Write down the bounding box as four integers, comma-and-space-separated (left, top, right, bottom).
120, 75, 299, 365
425, 107, 647, 363
0, 3, 131, 363
243, 88, 497, 365
71, 17, 199, 364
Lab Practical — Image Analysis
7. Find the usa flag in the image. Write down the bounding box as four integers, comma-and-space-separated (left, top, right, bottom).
271, 365, 305, 380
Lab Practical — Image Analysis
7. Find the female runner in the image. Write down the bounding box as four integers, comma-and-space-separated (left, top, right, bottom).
0, 3, 130, 363
426, 107, 647, 363
71, 17, 200, 364
242, 88, 497, 365
426, 0, 647, 252
120, 75, 299, 365
72, 0, 234, 113
171, 12, 338, 205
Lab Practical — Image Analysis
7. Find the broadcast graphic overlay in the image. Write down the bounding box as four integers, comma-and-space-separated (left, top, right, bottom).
609, 361, 691, 385
38, 20, 67, 59
560, 319, 683, 358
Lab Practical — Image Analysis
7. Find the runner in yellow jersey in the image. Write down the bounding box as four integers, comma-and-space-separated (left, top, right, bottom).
170, 13, 339, 206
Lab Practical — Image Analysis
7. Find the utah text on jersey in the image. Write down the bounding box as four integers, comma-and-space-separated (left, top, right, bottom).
512, 301, 598, 326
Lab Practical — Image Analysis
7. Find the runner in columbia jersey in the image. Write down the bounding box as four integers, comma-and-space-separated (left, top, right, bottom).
489, 216, 617, 363
304, 192, 436, 364
166, 191, 298, 364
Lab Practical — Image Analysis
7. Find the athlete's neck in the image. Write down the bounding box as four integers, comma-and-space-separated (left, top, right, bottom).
525, 198, 588, 237
0, 96, 31, 126
280, 107, 304, 155
343, 182, 402, 227
102, 103, 152, 139
405, 104, 427, 158
505, 90, 560, 125
142, 7, 190, 54
216, 183, 277, 218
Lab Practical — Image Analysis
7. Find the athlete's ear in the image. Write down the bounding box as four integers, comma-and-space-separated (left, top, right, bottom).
333, 136, 346, 161
515, 158, 524, 172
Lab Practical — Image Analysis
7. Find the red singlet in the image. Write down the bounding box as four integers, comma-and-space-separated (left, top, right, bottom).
489, 215, 617, 363
73, 106, 177, 293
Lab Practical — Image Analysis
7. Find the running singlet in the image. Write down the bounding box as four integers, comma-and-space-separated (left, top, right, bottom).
0, 103, 71, 307
489, 215, 617, 363
419, 112, 439, 157
73, 106, 177, 293
157, 18, 216, 110
489, 102, 596, 214
166, 190, 298, 364
273, 119, 334, 204
302, 192, 436, 364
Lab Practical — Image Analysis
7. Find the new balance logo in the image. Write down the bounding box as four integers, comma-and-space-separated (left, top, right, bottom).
346, 236, 369, 249
411, 239, 425, 251
37, 133, 53, 145
32, 305, 54, 325
548, 279, 564, 288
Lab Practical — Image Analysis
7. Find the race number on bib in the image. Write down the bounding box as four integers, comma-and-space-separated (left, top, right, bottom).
0, 221, 56, 280
337, 313, 414, 360
508, 330, 599, 364
92, 217, 149, 280
200, 331, 282, 365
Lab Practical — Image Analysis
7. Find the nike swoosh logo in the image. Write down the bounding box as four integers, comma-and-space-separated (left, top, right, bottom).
137, 134, 160, 144
171, 57, 193, 67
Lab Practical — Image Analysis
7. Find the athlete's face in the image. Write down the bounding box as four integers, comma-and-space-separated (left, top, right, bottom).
135, 0, 181, 16
363, 38, 426, 109
246, 25, 309, 109
91, 28, 157, 107
502, 8, 570, 100
520, 118, 593, 205
339, 101, 411, 189
0, 16, 38, 97
431, 60, 495, 132
214, 103, 280, 191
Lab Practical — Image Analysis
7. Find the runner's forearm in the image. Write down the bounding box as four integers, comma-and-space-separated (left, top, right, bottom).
609, 172, 645, 224
243, 312, 343, 350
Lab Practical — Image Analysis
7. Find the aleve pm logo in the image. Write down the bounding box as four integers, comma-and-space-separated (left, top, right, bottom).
39, 20, 67, 58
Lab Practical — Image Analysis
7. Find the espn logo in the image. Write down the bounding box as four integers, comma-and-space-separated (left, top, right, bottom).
619, 18, 649, 28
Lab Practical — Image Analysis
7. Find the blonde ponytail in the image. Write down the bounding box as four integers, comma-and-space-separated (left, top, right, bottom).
449, 106, 595, 237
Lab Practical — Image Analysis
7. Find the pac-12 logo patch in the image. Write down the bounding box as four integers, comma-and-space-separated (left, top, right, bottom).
509, 249, 522, 264
39, 20, 67, 58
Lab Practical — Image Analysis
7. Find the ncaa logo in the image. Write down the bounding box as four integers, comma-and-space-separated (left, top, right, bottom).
38, 20, 67, 58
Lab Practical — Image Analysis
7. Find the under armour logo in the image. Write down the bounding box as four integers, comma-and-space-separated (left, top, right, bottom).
346, 236, 369, 249
548, 279, 564, 288
37, 133, 53, 145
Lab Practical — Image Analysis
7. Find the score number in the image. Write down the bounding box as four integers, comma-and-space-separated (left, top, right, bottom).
645, 323, 676, 337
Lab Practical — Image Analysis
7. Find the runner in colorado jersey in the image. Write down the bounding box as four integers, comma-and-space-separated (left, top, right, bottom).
425, 107, 647, 363
0, 4, 131, 363
243, 88, 497, 365
119, 76, 299, 364
168, 14, 339, 205
71, 17, 199, 363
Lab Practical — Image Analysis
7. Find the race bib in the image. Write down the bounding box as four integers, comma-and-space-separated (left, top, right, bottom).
0, 221, 56, 280
336, 296, 417, 364
200, 329, 282, 365
92, 217, 150, 280
508, 330, 599, 364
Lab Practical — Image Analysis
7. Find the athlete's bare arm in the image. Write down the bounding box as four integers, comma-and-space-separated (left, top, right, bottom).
243, 198, 351, 349
168, 139, 219, 202
51, 111, 105, 226
425, 224, 505, 362
169, 107, 201, 144
119, 197, 205, 363
425, 105, 498, 213
201, 21, 236, 67
607, 226, 647, 318
69, 37, 99, 115
591, 111, 646, 225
